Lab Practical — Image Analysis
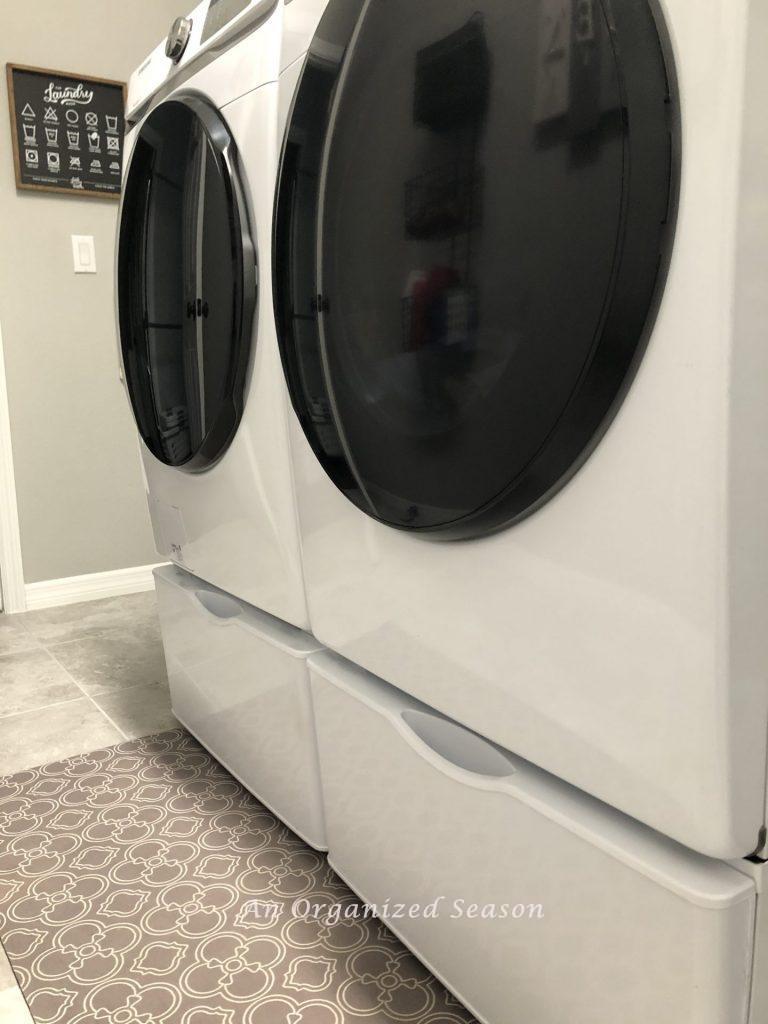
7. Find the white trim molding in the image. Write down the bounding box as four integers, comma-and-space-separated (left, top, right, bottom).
24, 563, 168, 612
0, 320, 26, 613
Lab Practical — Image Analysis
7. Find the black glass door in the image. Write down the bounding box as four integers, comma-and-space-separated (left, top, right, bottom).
119, 96, 255, 471
274, 0, 678, 538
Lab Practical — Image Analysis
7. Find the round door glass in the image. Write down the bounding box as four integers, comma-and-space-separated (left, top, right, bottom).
275, 0, 678, 537
118, 97, 255, 471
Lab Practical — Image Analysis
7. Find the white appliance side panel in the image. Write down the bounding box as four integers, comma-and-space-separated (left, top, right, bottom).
281, 0, 333, 72
727, 0, 768, 838
143, 82, 309, 629
155, 566, 326, 849
290, 0, 768, 858
729, 858, 768, 1024
750, 864, 768, 1024
310, 652, 755, 1024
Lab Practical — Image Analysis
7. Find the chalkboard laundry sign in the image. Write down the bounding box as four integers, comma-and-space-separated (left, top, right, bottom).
6, 63, 126, 199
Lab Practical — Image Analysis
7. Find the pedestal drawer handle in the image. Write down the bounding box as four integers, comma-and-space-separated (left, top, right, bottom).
194, 589, 242, 621
401, 709, 517, 779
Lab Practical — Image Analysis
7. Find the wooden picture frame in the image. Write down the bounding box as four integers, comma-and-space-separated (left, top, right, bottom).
6, 63, 127, 200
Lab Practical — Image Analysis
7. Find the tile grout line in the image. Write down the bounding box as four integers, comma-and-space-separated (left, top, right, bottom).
0, 694, 86, 722
0, 644, 43, 659
42, 642, 130, 742
40, 626, 157, 649
0, 648, 162, 723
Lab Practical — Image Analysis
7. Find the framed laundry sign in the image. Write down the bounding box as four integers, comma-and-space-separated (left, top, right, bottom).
6, 63, 126, 199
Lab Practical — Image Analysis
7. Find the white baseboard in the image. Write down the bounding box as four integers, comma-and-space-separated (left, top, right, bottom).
24, 563, 168, 612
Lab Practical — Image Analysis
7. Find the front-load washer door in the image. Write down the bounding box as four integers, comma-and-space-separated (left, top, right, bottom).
119, 96, 256, 472
274, 0, 677, 539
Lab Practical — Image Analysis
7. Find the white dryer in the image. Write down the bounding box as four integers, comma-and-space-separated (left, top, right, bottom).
274, 0, 768, 858
117, 0, 309, 627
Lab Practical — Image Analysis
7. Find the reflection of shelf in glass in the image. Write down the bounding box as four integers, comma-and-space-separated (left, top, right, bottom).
402, 284, 478, 354
404, 165, 482, 240
158, 405, 191, 463
307, 396, 343, 458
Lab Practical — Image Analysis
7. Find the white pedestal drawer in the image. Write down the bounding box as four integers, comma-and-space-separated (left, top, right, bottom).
154, 565, 326, 849
309, 651, 756, 1024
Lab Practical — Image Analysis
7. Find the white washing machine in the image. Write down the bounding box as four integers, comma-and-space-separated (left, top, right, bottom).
117, 0, 309, 627
274, 0, 768, 858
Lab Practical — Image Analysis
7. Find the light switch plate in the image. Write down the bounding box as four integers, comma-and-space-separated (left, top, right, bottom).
71, 234, 96, 274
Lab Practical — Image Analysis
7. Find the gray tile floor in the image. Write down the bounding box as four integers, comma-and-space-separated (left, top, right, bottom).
0, 590, 176, 778
0, 589, 176, 1021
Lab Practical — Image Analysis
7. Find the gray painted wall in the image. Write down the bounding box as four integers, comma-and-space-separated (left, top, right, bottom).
0, 2, 180, 583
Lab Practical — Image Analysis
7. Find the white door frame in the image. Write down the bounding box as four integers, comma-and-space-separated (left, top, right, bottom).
0, 319, 26, 613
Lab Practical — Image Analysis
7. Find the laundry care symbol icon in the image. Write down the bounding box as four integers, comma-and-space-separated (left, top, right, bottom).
44, 106, 58, 123
21, 102, 35, 119
67, 130, 80, 148
25, 148, 38, 166
22, 123, 37, 144
65, 108, 79, 124
69, 156, 81, 169
106, 136, 119, 153
85, 111, 98, 127
105, 115, 118, 133
45, 127, 59, 146
46, 151, 60, 171
88, 130, 100, 151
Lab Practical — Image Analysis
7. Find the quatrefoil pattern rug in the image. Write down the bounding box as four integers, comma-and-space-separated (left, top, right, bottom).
0, 729, 476, 1024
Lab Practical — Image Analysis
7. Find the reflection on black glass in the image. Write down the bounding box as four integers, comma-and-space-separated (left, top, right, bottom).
275, 58, 351, 470
400, 15, 488, 430
121, 103, 198, 466
119, 100, 248, 470
318, 0, 627, 526
274, 0, 675, 534
533, 0, 623, 161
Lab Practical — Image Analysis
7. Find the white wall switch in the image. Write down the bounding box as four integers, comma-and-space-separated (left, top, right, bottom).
71, 235, 96, 274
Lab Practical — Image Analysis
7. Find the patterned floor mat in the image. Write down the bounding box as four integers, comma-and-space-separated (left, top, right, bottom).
0, 729, 476, 1024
